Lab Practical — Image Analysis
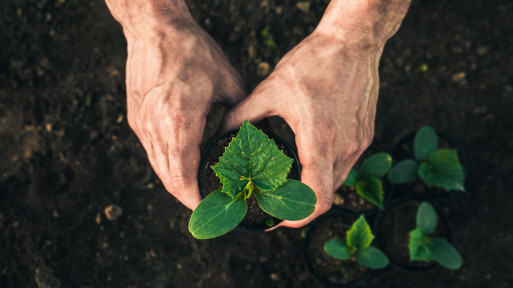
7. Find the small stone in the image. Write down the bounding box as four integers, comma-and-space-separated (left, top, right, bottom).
451, 72, 466, 82
45, 123, 52, 132
270, 272, 281, 281
177, 263, 182, 269
476, 46, 488, 56
95, 212, 101, 224
296, 1, 311, 13
333, 193, 344, 205
104, 205, 123, 221
257, 62, 271, 77
116, 115, 123, 124
248, 45, 255, 59
52, 210, 59, 218
35, 265, 61, 288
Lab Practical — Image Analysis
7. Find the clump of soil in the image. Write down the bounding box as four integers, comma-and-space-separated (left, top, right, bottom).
303, 213, 369, 286
376, 200, 449, 271
198, 130, 299, 228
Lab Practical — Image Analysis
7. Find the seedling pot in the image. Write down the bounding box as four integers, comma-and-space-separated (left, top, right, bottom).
301, 210, 374, 288
198, 126, 301, 232
390, 130, 468, 201
373, 196, 454, 273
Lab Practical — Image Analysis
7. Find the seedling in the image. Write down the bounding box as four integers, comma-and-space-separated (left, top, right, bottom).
343, 153, 392, 209
188, 120, 317, 239
387, 126, 465, 192
324, 215, 389, 269
409, 202, 462, 270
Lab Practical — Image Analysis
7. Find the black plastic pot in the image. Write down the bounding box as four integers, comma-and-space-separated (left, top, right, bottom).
197, 126, 301, 232
390, 130, 468, 201
301, 210, 375, 288
373, 196, 454, 273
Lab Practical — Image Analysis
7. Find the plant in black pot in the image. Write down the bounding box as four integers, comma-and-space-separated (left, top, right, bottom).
387, 126, 465, 200
188, 119, 317, 239
302, 213, 388, 287
409, 202, 462, 270
374, 198, 460, 272
334, 153, 392, 216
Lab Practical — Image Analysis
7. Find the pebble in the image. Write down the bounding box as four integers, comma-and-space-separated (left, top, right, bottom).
104, 205, 123, 221
35, 265, 61, 288
296, 1, 311, 13
257, 62, 271, 76
270, 272, 281, 281
451, 72, 466, 83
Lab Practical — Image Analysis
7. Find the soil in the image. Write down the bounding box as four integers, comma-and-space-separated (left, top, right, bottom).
302, 213, 369, 286
390, 131, 467, 200
198, 130, 300, 229
375, 200, 449, 271
2, 0, 513, 288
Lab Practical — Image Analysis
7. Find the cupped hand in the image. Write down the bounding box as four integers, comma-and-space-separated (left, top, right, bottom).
222, 30, 385, 227
109, 4, 247, 210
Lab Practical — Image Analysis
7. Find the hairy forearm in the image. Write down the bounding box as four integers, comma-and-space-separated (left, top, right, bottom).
316, 0, 411, 47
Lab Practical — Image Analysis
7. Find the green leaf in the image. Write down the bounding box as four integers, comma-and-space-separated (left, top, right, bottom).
359, 153, 392, 178
211, 119, 293, 197
188, 189, 247, 239
418, 149, 465, 191
416, 202, 437, 235
343, 168, 358, 186
354, 246, 389, 269
324, 238, 351, 260
409, 227, 432, 261
387, 159, 419, 184
347, 215, 374, 250
255, 179, 316, 221
414, 126, 438, 161
429, 237, 462, 270
356, 177, 384, 209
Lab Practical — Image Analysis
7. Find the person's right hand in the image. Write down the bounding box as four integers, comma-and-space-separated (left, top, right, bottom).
105, 0, 247, 209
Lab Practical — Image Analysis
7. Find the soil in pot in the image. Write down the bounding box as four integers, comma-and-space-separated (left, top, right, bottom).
390, 131, 467, 200
376, 199, 449, 271
198, 131, 300, 228
303, 213, 370, 286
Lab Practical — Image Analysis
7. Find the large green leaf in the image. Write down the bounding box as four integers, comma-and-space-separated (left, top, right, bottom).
355, 246, 389, 269
347, 215, 374, 250
387, 159, 419, 184
188, 189, 247, 239
429, 237, 462, 270
343, 168, 358, 186
212, 119, 293, 197
324, 238, 351, 260
356, 177, 384, 209
418, 149, 465, 191
409, 227, 432, 261
416, 202, 437, 235
255, 179, 316, 221
359, 153, 392, 178
414, 126, 438, 161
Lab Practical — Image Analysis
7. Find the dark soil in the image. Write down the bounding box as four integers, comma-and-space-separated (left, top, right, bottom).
2, 0, 513, 287
375, 199, 449, 271
302, 213, 369, 286
199, 130, 300, 228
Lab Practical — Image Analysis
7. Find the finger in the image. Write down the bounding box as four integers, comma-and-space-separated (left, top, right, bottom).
220, 82, 275, 133
217, 65, 248, 108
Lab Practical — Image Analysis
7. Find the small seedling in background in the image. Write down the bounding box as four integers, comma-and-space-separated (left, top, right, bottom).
188, 120, 317, 239
387, 126, 465, 191
343, 153, 392, 209
260, 28, 276, 47
409, 202, 462, 270
324, 215, 389, 269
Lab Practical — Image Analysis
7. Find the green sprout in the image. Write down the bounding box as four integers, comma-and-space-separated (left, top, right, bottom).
343, 153, 392, 209
387, 126, 465, 191
409, 202, 462, 270
188, 120, 317, 239
324, 215, 389, 269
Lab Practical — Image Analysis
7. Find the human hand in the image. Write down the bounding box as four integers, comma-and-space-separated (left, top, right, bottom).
222, 0, 410, 228
106, 0, 246, 209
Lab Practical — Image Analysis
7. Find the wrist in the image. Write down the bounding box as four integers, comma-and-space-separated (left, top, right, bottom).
315, 0, 410, 49
106, 0, 193, 41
